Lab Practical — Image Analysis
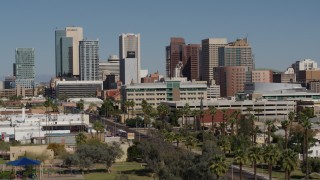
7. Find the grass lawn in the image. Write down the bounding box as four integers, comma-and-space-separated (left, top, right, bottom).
0, 158, 7, 164
84, 162, 152, 180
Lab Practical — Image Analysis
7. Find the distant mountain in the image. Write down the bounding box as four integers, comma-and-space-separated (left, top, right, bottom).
35, 74, 54, 83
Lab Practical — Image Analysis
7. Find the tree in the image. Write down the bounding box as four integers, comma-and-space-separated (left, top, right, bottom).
281, 149, 298, 180
157, 103, 170, 123
47, 143, 66, 156
265, 120, 273, 144
185, 135, 197, 151
248, 146, 263, 180
234, 149, 247, 180
263, 144, 280, 180
76, 99, 84, 111
183, 103, 190, 131
221, 109, 228, 136
76, 132, 87, 145
209, 106, 217, 132
299, 112, 312, 179
281, 120, 290, 150
173, 132, 184, 147
217, 136, 231, 155
209, 155, 228, 180
93, 121, 105, 139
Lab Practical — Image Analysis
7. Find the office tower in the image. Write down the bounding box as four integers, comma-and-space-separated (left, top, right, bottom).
119, 33, 141, 83
55, 27, 83, 78
14, 48, 35, 88
201, 38, 227, 83
184, 44, 201, 81
292, 59, 318, 72
273, 67, 296, 83
214, 66, 251, 97
120, 58, 138, 85
99, 55, 120, 81
218, 38, 254, 70
166, 38, 186, 78
79, 40, 99, 81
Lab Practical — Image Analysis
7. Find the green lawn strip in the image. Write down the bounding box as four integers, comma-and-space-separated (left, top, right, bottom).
84, 162, 151, 180
0, 158, 7, 164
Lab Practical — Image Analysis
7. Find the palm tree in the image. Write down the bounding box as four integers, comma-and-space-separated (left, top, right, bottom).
164, 131, 175, 143
93, 121, 105, 140
157, 103, 170, 126
209, 106, 217, 132
281, 120, 290, 150
263, 144, 280, 180
174, 132, 184, 147
129, 100, 135, 119
265, 120, 273, 144
218, 137, 231, 155
255, 109, 263, 122
234, 149, 247, 180
248, 114, 256, 145
183, 103, 190, 131
191, 109, 200, 130
221, 109, 228, 136
209, 155, 228, 180
248, 146, 263, 180
185, 135, 197, 151
281, 149, 298, 180
299, 112, 311, 179
124, 100, 131, 121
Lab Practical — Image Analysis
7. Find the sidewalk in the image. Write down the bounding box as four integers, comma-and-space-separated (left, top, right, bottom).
40, 174, 84, 180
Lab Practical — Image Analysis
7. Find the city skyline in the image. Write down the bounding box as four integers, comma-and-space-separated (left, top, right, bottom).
0, 1, 320, 82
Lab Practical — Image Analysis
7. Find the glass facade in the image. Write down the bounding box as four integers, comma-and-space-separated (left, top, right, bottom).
15, 48, 35, 88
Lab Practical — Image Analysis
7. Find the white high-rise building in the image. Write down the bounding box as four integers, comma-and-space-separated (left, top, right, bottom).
201, 38, 227, 83
292, 59, 318, 72
79, 40, 99, 81
120, 58, 138, 85
119, 33, 141, 83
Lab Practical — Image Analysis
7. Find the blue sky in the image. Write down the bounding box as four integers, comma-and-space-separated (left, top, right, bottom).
0, 1, 319, 81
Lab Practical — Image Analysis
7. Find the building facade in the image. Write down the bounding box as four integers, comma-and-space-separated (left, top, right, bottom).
55, 81, 103, 98
120, 58, 138, 85
79, 40, 99, 81
201, 38, 227, 83
218, 38, 254, 70
214, 66, 251, 97
119, 33, 141, 83
14, 48, 35, 89
184, 44, 201, 81
99, 55, 120, 81
55, 27, 83, 77
165, 38, 186, 78
121, 81, 207, 111
252, 70, 273, 83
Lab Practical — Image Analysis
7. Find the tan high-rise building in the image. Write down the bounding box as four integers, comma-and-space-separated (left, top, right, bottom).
218, 38, 254, 70
252, 70, 273, 83
66, 27, 83, 76
55, 27, 83, 78
201, 38, 227, 83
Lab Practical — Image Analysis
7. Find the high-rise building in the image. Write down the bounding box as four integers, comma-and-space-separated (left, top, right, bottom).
218, 38, 254, 70
79, 40, 99, 81
55, 27, 83, 78
99, 55, 120, 81
120, 58, 138, 85
201, 38, 227, 83
292, 59, 318, 72
119, 33, 140, 83
214, 66, 251, 97
166, 38, 186, 78
184, 44, 201, 81
14, 48, 35, 89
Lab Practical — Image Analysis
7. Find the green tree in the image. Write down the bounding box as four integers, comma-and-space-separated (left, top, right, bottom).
93, 121, 105, 139
299, 112, 312, 179
263, 144, 280, 180
265, 120, 273, 144
76, 99, 84, 111
209, 155, 228, 180
209, 106, 217, 132
157, 103, 170, 123
248, 146, 263, 180
281, 120, 290, 150
47, 143, 66, 156
76, 132, 87, 145
281, 149, 298, 180
234, 149, 247, 180
185, 135, 197, 151
221, 109, 228, 136
173, 132, 184, 147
